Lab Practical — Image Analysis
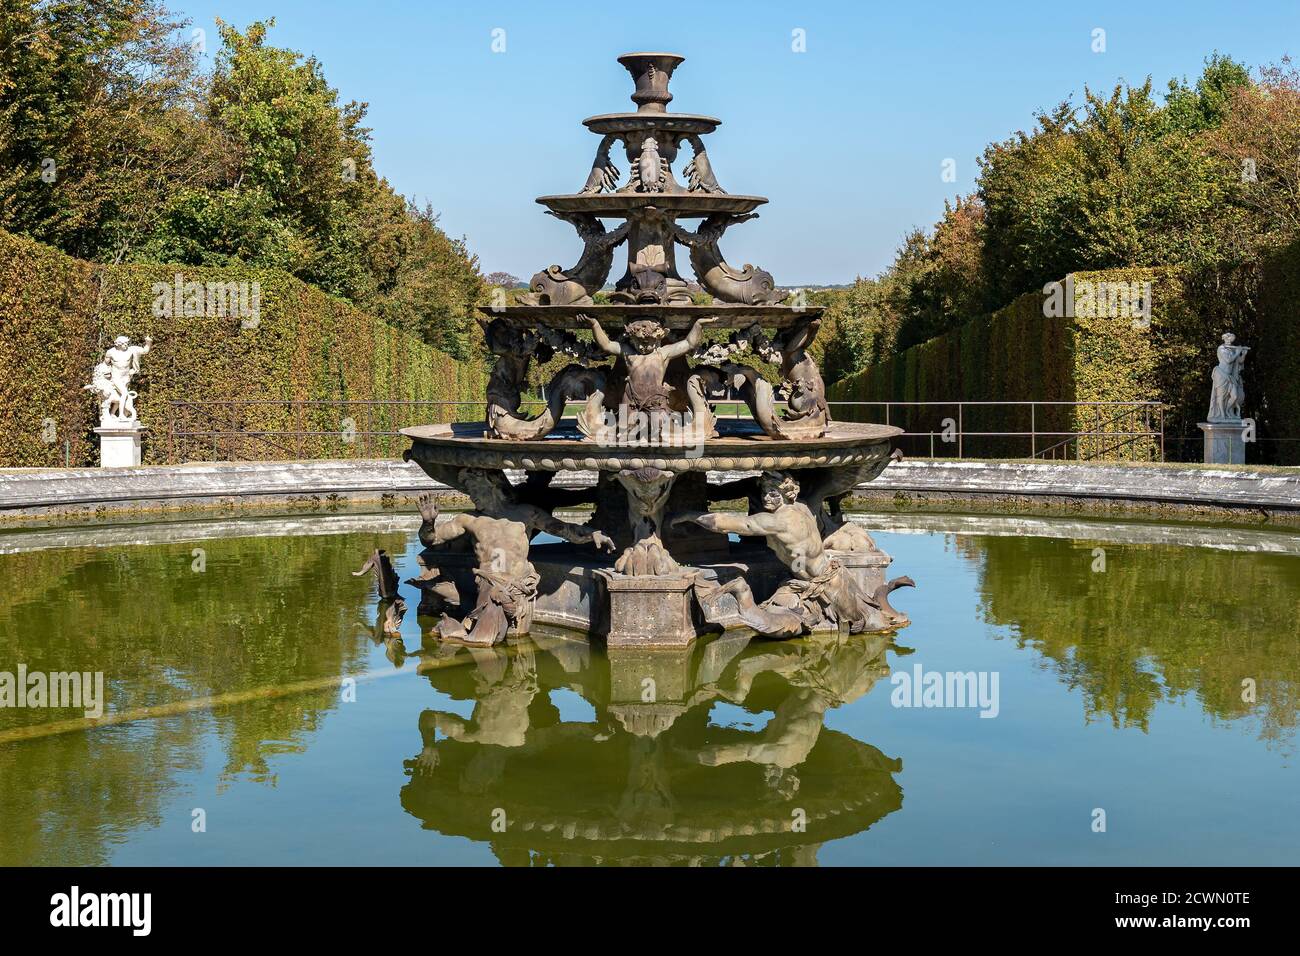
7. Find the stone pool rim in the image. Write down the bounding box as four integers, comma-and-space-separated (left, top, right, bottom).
0, 458, 1296, 526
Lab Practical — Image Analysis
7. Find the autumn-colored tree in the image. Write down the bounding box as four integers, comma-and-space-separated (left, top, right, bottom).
1208, 57, 1300, 245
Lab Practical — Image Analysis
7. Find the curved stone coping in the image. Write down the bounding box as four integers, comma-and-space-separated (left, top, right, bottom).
0, 459, 444, 517
2, 456, 1294, 524
858, 459, 1300, 512
842, 513, 1300, 555
0, 512, 419, 554
4, 506, 1298, 558
401, 420, 898, 473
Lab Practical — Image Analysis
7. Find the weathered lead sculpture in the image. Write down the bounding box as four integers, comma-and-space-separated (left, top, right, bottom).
759, 319, 830, 436
399, 52, 914, 648
586, 313, 714, 441
416, 478, 613, 645
678, 473, 902, 637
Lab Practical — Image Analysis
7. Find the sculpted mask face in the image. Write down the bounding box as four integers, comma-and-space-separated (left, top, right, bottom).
462, 471, 505, 512
626, 320, 665, 354
760, 473, 797, 512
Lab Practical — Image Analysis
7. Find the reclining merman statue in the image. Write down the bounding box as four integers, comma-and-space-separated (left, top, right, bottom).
418, 473, 615, 645
674, 472, 911, 637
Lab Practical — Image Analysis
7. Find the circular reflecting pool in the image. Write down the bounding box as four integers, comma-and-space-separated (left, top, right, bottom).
0, 511, 1296, 865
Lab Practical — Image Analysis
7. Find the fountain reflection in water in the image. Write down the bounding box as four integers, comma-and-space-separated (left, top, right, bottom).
400, 628, 903, 867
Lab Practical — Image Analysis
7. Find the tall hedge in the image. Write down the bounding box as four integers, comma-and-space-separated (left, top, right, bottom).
0, 229, 485, 466
1253, 240, 1300, 466
829, 261, 1298, 464
827, 280, 1153, 459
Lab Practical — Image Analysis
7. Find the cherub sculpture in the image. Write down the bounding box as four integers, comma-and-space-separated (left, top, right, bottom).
417, 477, 614, 645
585, 313, 714, 440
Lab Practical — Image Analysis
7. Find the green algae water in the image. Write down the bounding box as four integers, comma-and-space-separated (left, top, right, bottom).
0, 513, 1296, 866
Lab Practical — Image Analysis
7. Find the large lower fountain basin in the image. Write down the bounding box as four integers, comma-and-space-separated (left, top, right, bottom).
400, 419, 900, 472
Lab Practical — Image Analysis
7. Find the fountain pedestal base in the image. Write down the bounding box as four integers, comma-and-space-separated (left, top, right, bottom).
597, 570, 699, 647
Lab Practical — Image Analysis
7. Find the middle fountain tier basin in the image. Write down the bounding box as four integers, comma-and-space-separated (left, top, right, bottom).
476, 303, 824, 332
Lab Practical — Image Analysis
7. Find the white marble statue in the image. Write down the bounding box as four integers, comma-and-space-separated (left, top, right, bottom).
1207, 332, 1249, 423
87, 335, 152, 425
84, 362, 128, 424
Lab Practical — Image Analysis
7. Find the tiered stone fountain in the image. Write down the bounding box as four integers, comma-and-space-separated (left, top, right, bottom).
402, 52, 913, 647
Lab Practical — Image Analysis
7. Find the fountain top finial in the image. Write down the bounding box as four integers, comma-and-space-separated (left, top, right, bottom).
617, 52, 685, 113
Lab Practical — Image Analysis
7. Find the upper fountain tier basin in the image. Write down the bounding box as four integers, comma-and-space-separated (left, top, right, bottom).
582, 112, 722, 138
477, 304, 822, 331
401, 419, 900, 474
537, 192, 767, 218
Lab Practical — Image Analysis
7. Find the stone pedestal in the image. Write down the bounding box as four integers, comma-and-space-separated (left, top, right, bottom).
94, 425, 145, 468
597, 570, 699, 647
1197, 421, 1248, 465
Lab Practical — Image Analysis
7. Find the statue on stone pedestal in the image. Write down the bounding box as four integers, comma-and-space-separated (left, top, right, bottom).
86, 334, 152, 425
1207, 332, 1250, 423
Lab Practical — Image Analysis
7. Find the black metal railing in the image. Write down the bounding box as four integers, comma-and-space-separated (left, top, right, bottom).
163, 398, 1165, 464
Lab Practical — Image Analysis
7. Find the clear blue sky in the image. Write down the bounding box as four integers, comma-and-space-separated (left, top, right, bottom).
170, 0, 1299, 285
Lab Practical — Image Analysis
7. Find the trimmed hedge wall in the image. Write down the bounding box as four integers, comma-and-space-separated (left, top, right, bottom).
0, 229, 485, 467
1253, 240, 1300, 466
829, 261, 1298, 464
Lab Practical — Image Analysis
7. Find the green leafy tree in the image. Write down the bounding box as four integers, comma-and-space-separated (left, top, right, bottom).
0, 9, 487, 360
0, 0, 223, 262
